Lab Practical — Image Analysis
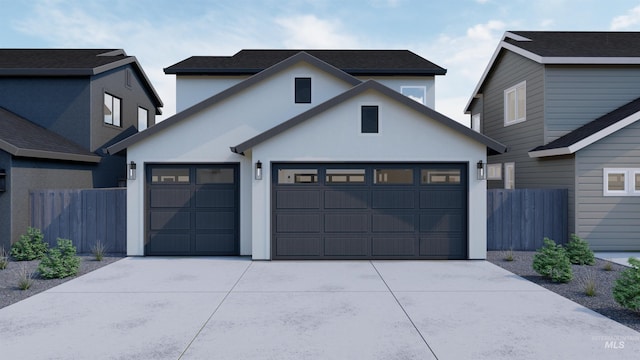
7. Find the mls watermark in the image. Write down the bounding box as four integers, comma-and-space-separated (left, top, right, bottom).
592, 335, 640, 349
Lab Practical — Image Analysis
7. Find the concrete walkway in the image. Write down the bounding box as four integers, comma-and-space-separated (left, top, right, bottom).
595, 252, 640, 267
1, 258, 639, 359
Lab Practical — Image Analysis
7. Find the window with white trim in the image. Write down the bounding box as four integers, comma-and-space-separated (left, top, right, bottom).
138, 107, 148, 131
603, 168, 640, 196
504, 162, 515, 189
487, 163, 502, 180
504, 81, 526, 126
471, 113, 481, 132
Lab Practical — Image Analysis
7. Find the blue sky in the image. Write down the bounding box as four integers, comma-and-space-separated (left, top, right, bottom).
2, 0, 640, 124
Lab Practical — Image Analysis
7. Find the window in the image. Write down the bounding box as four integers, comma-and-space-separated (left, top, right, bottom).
326, 169, 365, 184
504, 81, 526, 126
138, 107, 148, 131
471, 113, 481, 132
104, 93, 121, 127
603, 168, 640, 196
361, 106, 379, 133
504, 162, 515, 189
278, 169, 318, 184
421, 169, 460, 184
151, 168, 190, 184
487, 163, 502, 180
196, 168, 234, 184
374, 169, 413, 184
401, 86, 426, 105
295, 77, 311, 103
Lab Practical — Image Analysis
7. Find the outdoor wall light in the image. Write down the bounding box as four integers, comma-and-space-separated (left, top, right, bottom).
127, 161, 137, 180
255, 161, 262, 180
0, 169, 6, 192
477, 160, 486, 180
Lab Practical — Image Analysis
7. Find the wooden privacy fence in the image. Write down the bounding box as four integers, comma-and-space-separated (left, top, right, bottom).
30, 188, 126, 254
487, 189, 568, 251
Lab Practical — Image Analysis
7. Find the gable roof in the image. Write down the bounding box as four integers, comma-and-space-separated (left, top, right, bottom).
231, 80, 506, 155
529, 97, 640, 158
0, 107, 101, 163
465, 31, 640, 113
0, 49, 163, 114
107, 51, 362, 154
164, 49, 447, 76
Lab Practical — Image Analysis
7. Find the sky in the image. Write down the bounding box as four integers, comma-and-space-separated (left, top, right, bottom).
2, 0, 640, 125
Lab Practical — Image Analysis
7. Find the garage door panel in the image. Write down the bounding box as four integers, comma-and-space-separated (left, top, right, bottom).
275, 236, 321, 256
420, 234, 464, 257
324, 214, 369, 232
324, 190, 368, 209
420, 190, 463, 209
420, 211, 463, 232
276, 214, 321, 232
372, 191, 415, 209
372, 214, 416, 232
372, 237, 416, 256
150, 211, 190, 230
196, 211, 235, 230
324, 237, 369, 256
195, 189, 235, 208
147, 233, 190, 253
276, 190, 320, 209
150, 189, 191, 208
195, 234, 236, 253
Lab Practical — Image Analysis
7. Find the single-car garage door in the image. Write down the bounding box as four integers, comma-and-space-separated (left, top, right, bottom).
146, 164, 239, 255
272, 163, 467, 260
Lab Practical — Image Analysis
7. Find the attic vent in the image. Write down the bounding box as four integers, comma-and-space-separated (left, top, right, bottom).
126, 69, 132, 88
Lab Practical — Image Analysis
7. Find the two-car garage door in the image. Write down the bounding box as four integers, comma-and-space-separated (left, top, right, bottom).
272, 163, 468, 260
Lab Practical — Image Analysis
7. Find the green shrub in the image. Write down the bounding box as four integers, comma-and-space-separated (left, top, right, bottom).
16, 263, 34, 290
0, 246, 8, 270
603, 262, 614, 271
532, 237, 573, 283
37, 238, 80, 279
613, 257, 640, 311
91, 240, 106, 261
10, 227, 48, 261
565, 234, 595, 265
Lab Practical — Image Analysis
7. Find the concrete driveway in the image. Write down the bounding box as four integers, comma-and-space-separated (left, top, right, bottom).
0, 258, 639, 359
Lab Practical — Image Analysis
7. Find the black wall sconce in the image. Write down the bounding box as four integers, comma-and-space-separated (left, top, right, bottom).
476, 160, 486, 180
0, 169, 5, 192
255, 161, 262, 180
127, 161, 137, 180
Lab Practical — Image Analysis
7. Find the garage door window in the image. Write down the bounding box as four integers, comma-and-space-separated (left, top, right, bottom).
278, 169, 318, 184
326, 169, 366, 184
151, 168, 190, 184
374, 169, 413, 184
197, 168, 234, 184
421, 169, 461, 184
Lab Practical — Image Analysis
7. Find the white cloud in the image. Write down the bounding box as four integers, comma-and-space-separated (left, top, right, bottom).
475, 0, 490, 4
275, 15, 359, 48
611, 5, 640, 30
466, 20, 506, 41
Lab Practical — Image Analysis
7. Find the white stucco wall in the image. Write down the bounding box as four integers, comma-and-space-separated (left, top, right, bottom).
126, 61, 355, 256
249, 88, 488, 260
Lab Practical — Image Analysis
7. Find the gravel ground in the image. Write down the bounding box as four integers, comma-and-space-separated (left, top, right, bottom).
487, 251, 640, 332
0, 255, 124, 309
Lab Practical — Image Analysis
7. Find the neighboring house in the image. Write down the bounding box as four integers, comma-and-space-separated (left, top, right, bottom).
109, 50, 505, 260
465, 31, 640, 251
0, 49, 163, 249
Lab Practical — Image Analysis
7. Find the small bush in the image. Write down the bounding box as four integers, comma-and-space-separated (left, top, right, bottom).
16, 263, 34, 290
565, 234, 595, 265
91, 240, 106, 261
37, 238, 80, 279
0, 246, 8, 270
532, 237, 573, 283
503, 248, 515, 262
603, 262, 614, 271
10, 227, 48, 261
581, 270, 597, 297
613, 257, 640, 311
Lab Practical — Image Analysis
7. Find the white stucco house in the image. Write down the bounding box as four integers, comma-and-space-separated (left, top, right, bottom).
108, 50, 505, 260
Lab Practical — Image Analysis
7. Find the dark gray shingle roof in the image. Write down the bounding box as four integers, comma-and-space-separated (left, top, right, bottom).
506, 31, 640, 58
165, 49, 446, 76
0, 107, 101, 163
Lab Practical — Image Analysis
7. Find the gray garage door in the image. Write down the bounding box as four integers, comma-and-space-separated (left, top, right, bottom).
272, 163, 467, 260
146, 164, 239, 255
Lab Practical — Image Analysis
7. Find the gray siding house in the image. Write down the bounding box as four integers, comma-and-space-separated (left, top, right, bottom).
0, 49, 163, 248
466, 31, 640, 251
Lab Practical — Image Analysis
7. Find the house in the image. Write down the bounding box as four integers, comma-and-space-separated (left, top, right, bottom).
108, 50, 505, 260
0, 49, 163, 249
465, 31, 640, 251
